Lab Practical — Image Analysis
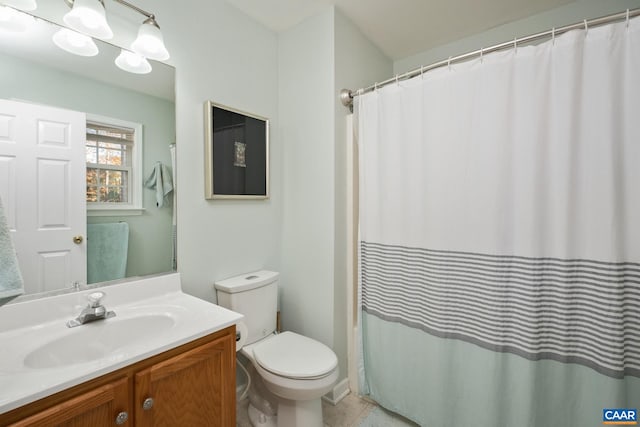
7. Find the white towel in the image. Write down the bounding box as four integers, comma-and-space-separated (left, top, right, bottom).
144, 162, 174, 208
0, 196, 23, 304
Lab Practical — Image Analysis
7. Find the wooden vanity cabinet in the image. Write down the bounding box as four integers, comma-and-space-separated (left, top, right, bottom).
134, 335, 235, 426
9, 377, 129, 427
3, 326, 236, 427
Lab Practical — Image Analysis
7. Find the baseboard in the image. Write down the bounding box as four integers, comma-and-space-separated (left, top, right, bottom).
322, 378, 350, 406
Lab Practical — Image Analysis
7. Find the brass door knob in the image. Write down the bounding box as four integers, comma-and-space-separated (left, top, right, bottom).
72, 235, 83, 244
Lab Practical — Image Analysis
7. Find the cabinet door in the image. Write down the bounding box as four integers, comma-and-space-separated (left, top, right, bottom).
10, 377, 129, 427
135, 333, 235, 427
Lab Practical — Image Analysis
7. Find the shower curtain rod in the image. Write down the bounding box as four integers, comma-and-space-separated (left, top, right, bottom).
340, 7, 640, 110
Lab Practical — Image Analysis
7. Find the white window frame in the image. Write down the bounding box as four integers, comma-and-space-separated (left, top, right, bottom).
86, 113, 144, 216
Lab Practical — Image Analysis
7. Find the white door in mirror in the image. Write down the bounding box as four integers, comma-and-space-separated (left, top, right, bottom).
0, 99, 86, 293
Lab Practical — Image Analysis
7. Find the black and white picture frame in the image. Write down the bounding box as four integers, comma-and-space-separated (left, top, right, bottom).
204, 101, 269, 199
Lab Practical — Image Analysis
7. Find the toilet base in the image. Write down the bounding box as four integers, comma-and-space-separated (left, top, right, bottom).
248, 402, 277, 427
277, 398, 323, 427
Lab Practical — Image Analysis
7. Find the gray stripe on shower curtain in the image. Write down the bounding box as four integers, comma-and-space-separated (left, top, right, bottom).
361, 240, 640, 379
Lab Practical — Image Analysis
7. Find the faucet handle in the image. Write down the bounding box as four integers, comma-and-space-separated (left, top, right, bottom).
87, 291, 105, 308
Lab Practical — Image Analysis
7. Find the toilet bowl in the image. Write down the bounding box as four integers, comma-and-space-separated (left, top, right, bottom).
244, 332, 339, 399
242, 332, 338, 427
215, 271, 339, 427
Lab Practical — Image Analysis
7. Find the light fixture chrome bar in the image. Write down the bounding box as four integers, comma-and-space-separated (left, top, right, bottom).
64, 0, 102, 6
112, 0, 153, 20
64, 0, 154, 20
341, 7, 640, 109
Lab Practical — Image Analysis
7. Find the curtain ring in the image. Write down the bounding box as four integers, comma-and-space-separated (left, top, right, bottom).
513, 37, 517, 54
551, 27, 555, 45
448, 56, 452, 71
374, 82, 378, 92
584, 19, 588, 33
395, 74, 399, 87
480, 47, 484, 63
420, 65, 425, 79
626, 9, 630, 29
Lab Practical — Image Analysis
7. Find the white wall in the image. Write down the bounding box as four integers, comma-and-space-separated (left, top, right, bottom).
395, 0, 640, 74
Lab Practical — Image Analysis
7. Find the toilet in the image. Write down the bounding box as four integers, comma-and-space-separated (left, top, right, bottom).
215, 271, 338, 427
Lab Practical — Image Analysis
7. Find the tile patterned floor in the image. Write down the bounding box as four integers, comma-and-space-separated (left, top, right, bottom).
237, 393, 418, 427
352, 406, 419, 427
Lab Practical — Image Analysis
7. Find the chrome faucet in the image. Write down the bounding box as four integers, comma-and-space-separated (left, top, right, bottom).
67, 291, 116, 328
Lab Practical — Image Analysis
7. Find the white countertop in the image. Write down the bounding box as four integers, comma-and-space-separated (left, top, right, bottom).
0, 272, 243, 414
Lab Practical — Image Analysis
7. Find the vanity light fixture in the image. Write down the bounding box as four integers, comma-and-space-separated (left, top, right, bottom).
130, 16, 169, 60
115, 49, 151, 74
62, 0, 169, 60
52, 27, 99, 56
63, 0, 112, 39
1, 0, 37, 11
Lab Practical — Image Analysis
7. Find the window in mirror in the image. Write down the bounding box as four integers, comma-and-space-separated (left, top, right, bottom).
85, 115, 143, 215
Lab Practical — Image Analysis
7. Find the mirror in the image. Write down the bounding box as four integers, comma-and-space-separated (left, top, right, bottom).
0, 10, 176, 298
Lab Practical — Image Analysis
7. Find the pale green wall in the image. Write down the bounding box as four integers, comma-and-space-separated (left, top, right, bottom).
29, 0, 282, 303
0, 52, 176, 279
279, 8, 335, 348
277, 6, 392, 382
395, 0, 640, 74
133, 0, 281, 303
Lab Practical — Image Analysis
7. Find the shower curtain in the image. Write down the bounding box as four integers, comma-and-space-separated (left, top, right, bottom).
356, 17, 640, 427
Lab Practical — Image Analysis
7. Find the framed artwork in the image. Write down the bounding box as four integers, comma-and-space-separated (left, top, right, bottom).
204, 101, 269, 199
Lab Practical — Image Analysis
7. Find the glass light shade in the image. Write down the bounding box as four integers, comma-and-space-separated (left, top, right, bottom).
52, 28, 98, 56
63, 0, 112, 39
2, 0, 37, 11
115, 50, 152, 74
131, 21, 169, 61
0, 5, 34, 32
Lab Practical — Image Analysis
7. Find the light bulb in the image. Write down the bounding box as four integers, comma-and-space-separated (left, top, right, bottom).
63, 0, 112, 39
52, 28, 99, 56
0, 5, 34, 32
115, 50, 152, 74
131, 19, 169, 61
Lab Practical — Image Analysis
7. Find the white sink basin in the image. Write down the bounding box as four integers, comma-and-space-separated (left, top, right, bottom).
23, 314, 175, 369
0, 272, 244, 414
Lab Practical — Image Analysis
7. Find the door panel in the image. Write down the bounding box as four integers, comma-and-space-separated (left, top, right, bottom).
37, 159, 70, 228
135, 335, 235, 427
10, 377, 130, 427
0, 154, 17, 230
37, 120, 71, 147
37, 250, 71, 291
0, 99, 86, 294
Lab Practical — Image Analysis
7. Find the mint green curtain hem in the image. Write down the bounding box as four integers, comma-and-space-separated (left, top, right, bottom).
361, 312, 640, 427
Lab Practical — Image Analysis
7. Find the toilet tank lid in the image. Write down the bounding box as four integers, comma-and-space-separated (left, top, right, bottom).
214, 270, 279, 293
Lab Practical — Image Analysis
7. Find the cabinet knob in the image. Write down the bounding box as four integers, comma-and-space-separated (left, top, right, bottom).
115, 411, 128, 425
72, 235, 83, 244
142, 397, 154, 410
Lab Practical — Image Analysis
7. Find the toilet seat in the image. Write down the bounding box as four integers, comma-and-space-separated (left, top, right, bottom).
253, 331, 337, 380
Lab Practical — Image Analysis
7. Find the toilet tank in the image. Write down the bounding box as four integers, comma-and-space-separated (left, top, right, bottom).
214, 270, 278, 345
